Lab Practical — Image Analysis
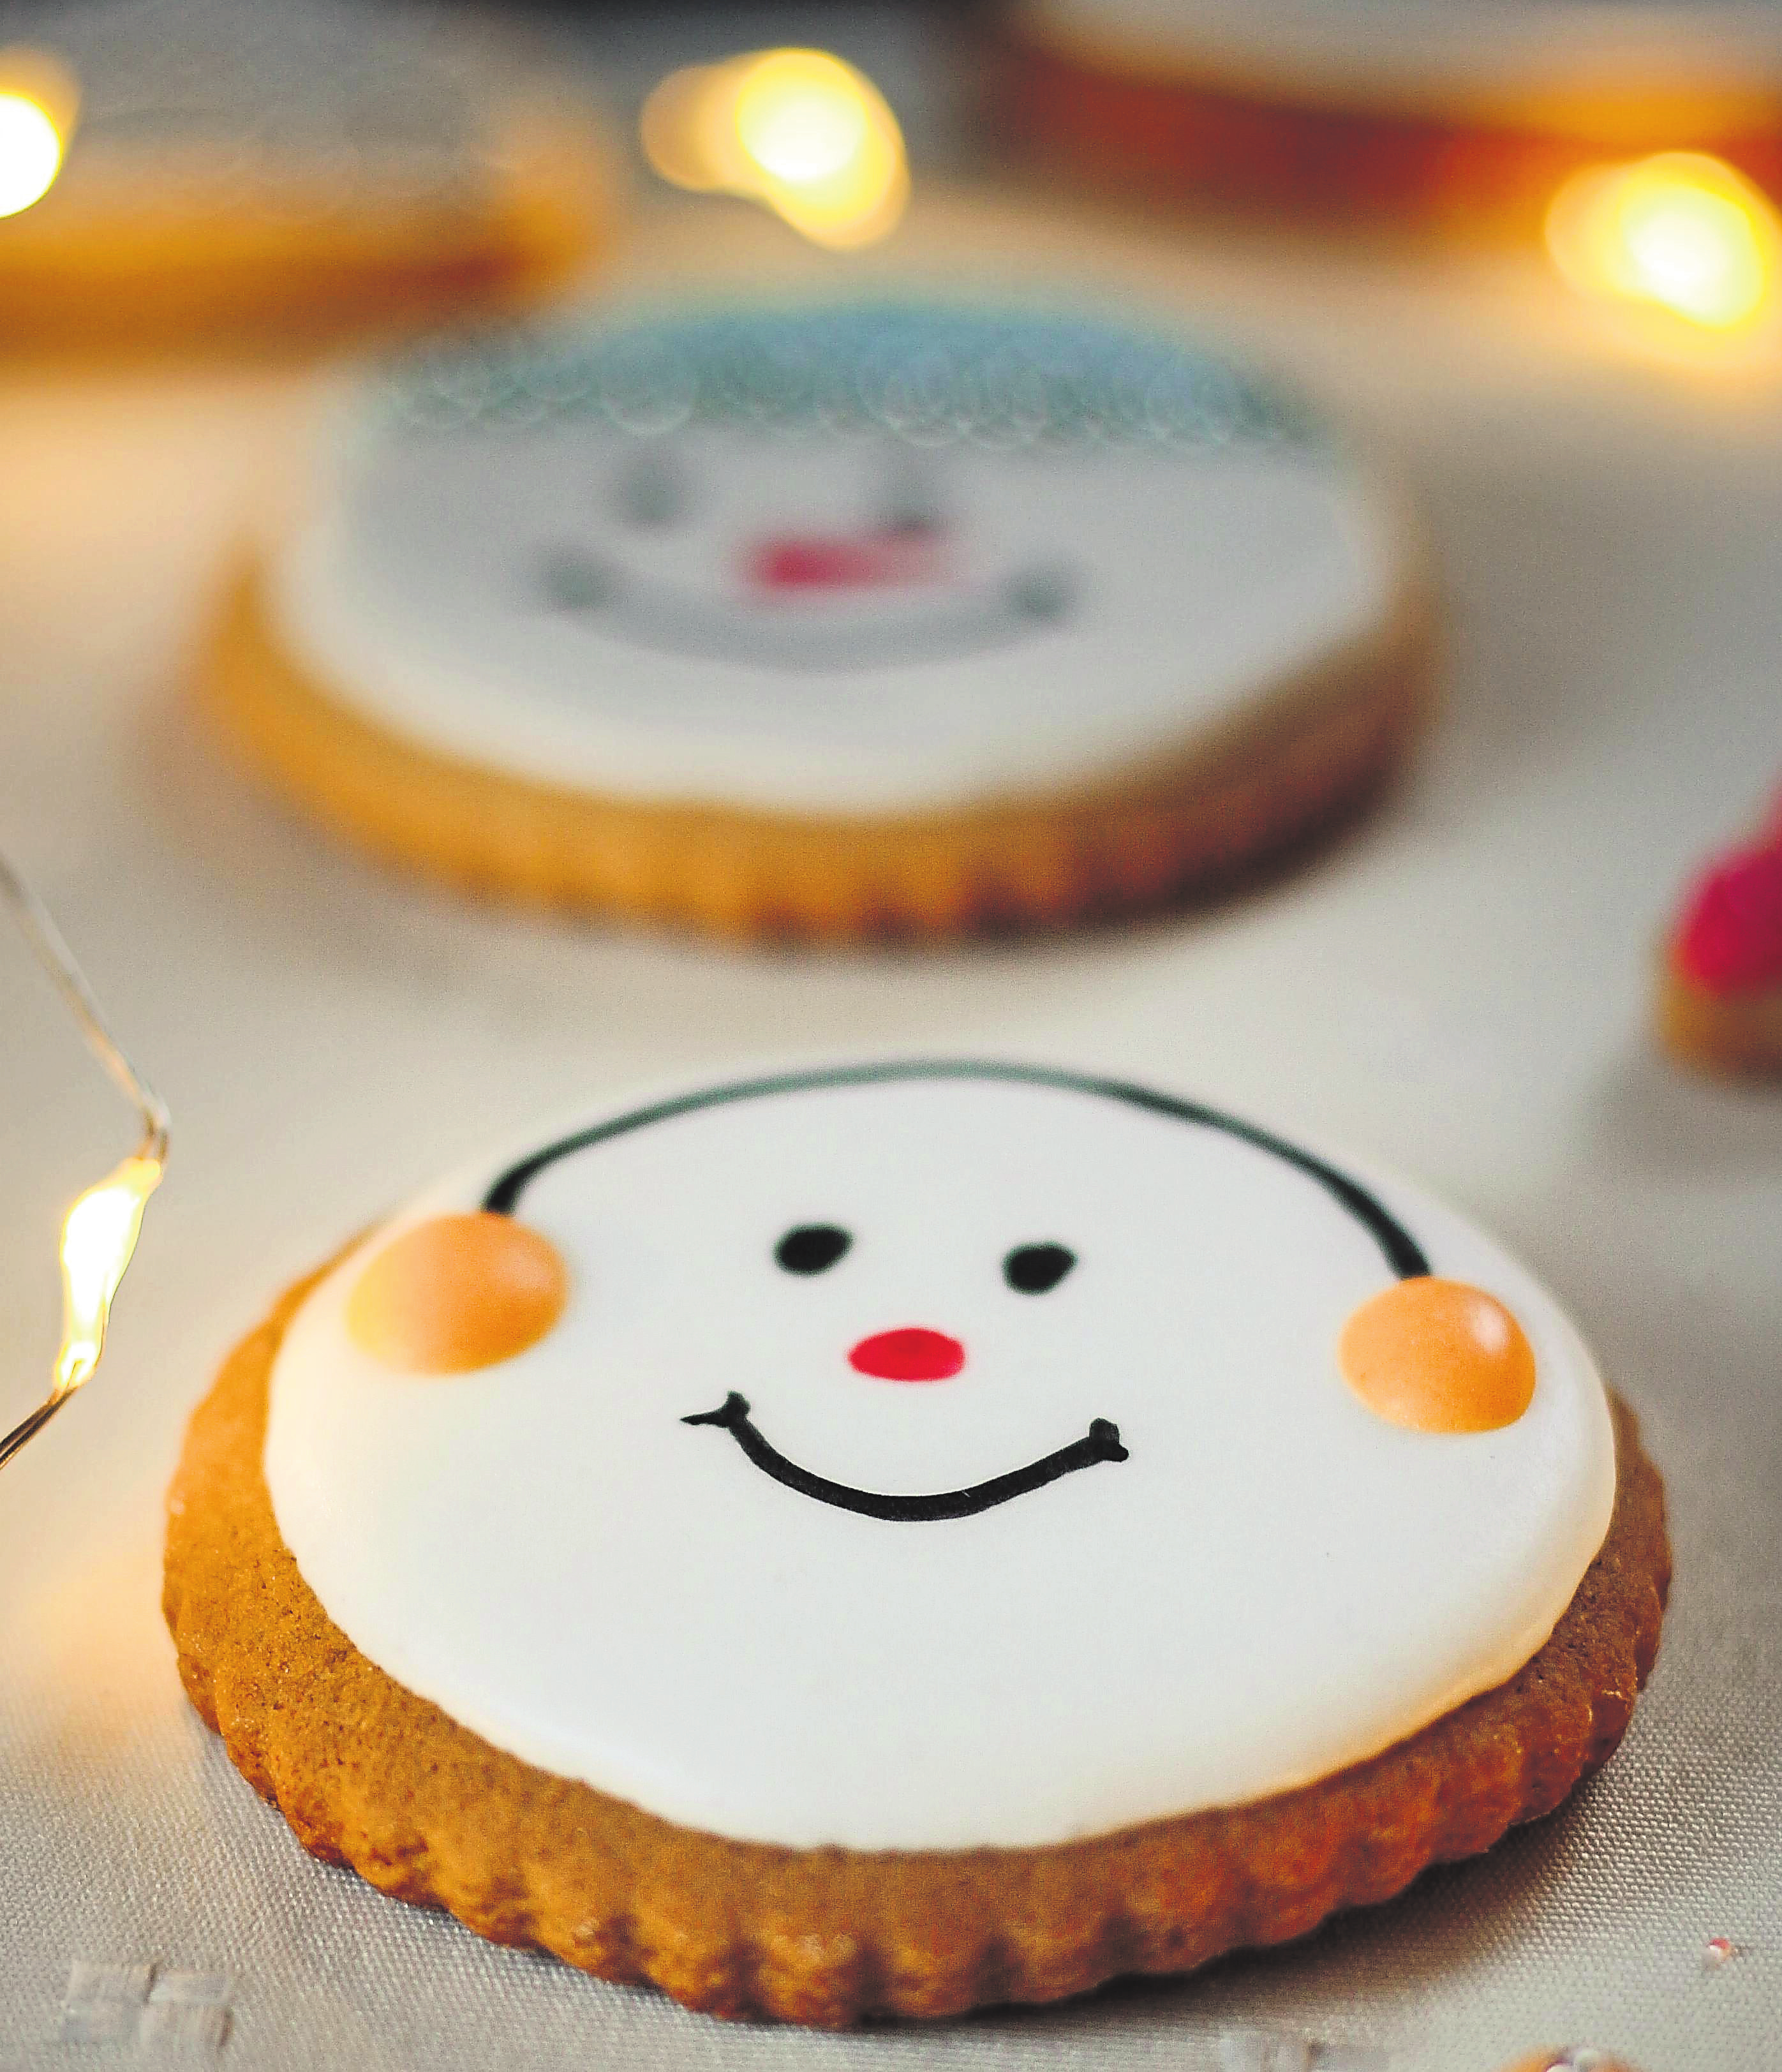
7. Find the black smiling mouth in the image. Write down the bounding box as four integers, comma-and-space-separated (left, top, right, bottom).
681, 1392, 1128, 1523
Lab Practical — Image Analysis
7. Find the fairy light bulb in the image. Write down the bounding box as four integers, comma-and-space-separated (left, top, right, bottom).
0, 48, 78, 220
0, 852, 167, 1474
54, 1156, 163, 1397
0, 90, 62, 217
735, 53, 870, 185
1547, 152, 1782, 331
641, 48, 908, 250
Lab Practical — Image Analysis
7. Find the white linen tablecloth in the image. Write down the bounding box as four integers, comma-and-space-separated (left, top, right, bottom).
2, 185, 1779, 2072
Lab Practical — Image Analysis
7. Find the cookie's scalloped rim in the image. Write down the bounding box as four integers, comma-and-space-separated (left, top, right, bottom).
163, 1263, 1669, 2027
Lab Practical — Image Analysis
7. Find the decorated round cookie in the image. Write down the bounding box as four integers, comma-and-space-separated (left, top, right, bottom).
1656, 786, 1782, 1078
0, 0, 613, 354
211, 298, 1429, 937
999, 0, 1782, 233
165, 1061, 1669, 2024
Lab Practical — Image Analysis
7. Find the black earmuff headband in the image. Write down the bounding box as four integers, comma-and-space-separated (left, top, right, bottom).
482, 1062, 1431, 1283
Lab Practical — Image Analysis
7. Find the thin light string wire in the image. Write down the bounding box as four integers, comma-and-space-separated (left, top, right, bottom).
0, 851, 168, 1471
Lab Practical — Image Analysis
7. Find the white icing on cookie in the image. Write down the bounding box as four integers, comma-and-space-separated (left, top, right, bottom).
264, 1062, 1617, 1853
262, 302, 1406, 816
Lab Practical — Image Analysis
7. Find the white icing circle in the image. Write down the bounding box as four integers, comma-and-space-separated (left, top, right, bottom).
264, 1063, 1617, 1853
263, 302, 1406, 817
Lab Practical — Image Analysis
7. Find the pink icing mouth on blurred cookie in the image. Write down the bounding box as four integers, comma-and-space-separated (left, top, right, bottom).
750, 530, 947, 592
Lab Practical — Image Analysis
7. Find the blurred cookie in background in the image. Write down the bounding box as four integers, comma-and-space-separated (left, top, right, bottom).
1658, 789, 1782, 1079
0, 0, 618, 354
994, 0, 1782, 236
207, 295, 1432, 940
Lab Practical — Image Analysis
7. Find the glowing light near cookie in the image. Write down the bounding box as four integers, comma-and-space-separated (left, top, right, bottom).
54, 1156, 162, 1394
0, 49, 78, 219
1547, 153, 1782, 330
0, 852, 167, 1473
0, 94, 61, 216
642, 49, 908, 248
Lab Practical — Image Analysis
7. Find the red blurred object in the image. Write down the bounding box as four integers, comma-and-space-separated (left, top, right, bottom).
751, 531, 944, 592
1672, 837, 1782, 993
992, 22, 1782, 237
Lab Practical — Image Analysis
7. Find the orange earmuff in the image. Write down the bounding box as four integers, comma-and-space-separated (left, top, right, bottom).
1496, 2055, 1639, 2072
346, 1213, 568, 1374
1339, 1277, 1536, 1434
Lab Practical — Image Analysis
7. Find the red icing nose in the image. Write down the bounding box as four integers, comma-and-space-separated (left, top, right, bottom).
848, 1327, 965, 1382
750, 532, 944, 592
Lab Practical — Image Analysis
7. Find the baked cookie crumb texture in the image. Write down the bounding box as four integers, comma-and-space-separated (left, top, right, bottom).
212, 301, 1430, 937
165, 1066, 1668, 2025
1659, 794, 1782, 1077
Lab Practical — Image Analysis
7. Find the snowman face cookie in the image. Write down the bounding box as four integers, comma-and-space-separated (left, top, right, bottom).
270, 304, 1404, 814
265, 1064, 1615, 1852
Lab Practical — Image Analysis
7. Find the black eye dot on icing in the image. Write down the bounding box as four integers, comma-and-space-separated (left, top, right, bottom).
775, 1225, 853, 1276
1004, 1243, 1076, 1295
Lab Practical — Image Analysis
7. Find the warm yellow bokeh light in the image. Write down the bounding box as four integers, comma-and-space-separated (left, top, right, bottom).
736, 56, 870, 184
641, 48, 908, 250
0, 91, 63, 219
638, 62, 721, 193
54, 1154, 161, 1397
1547, 151, 1782, 330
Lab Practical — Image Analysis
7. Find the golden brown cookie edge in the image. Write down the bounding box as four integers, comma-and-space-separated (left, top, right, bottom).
202, 558, 1434, 941
1657, 960, 1782, 1080
0, 101, 616, 357
163, 1261, 1669, 2026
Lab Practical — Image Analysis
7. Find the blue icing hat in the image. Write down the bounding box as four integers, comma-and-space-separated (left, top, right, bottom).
380, 299, 1319, 453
